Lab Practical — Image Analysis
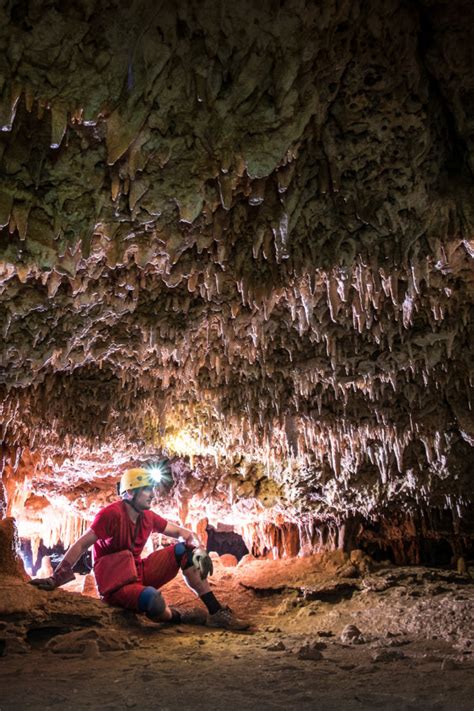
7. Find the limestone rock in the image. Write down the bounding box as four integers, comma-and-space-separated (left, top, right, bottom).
37, 555, 54, 578
82, 573, 99, 598
0, 576, 48, 616
237, 554, 256, 567
372, 649, 406, 663
349, 550, 367, 565
220, 554, 238, 567
46, 628, 133, 654
341, 625, 364, 645
265, 640, 285, 652
0, 519, 29, 580
4, 637, 30, 655
297, 641, 325, 661
349, 550, 374, 574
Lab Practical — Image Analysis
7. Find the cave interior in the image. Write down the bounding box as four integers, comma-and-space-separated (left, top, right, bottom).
0, 1, 473, 709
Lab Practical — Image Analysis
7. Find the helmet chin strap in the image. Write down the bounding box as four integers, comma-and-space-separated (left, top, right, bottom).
123, 490, 143, 514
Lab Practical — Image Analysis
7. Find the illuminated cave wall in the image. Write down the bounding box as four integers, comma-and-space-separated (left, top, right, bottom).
2, 445, 473, 573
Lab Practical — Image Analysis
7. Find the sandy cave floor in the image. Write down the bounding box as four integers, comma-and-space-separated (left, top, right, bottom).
1, 555, 473, 711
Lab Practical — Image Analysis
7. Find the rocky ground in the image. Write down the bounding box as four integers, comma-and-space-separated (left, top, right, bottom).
1, 552, 473, 711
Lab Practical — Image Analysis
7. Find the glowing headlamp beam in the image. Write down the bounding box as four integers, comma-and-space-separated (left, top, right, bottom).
148, 466, 163, 482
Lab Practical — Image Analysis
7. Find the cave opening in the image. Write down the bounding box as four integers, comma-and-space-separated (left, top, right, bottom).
358, 541, 396, 564
205, 524, 249, 561
20, 538, 92, 576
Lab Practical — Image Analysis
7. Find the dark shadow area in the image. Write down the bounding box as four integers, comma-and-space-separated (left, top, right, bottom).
26, 626, 72, 649
420, 538, 454, 567
206, 524, 249, 561
359, 541, 396, 563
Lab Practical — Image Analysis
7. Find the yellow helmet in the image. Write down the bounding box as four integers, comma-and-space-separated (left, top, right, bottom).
119, 468, 155, 495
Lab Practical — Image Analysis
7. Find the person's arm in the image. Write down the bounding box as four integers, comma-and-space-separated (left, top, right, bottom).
61, 528, 98, 568
30, 528, 98, 590
162, 521, 202, 547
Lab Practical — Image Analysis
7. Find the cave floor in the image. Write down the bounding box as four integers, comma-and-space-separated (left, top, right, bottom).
1, 556, 473, 711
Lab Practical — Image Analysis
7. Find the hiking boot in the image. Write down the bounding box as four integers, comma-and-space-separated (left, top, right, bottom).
170, 607, 207, 625
207, 606, 250, 631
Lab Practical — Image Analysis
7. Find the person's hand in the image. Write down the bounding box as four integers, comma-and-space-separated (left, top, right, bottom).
29, 577, 57, 591
183, 531, 198, 546
192, 548, 214, 580
28, 560, 75, 590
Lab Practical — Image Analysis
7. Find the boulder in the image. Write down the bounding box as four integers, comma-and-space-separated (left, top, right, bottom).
37, 555, 54, 578
265, 640, 285, 651
297, 641, 325, 660
350, 550, 373, 574
0, 518, 29, 580
349, 549, 367, 565
337, 564, 359, 579
82, 573, 100, 598
46, 628, 133, 655
372, 649, 406, 662
341, 624, 364, 644
220, 554, 238, 567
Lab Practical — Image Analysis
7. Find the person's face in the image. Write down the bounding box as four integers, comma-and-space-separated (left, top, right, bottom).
132, 486, 155, 510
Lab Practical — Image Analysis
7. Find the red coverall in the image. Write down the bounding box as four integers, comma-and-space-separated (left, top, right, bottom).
91, 500, 181, 610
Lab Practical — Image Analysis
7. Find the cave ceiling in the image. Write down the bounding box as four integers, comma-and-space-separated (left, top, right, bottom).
0, 0, 473, 522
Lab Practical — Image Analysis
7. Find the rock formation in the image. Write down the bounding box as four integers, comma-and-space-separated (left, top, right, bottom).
0, 0, 473, 564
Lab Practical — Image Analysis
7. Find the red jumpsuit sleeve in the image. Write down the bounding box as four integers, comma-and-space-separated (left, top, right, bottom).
151, 511, 167, 534
91, 507, 115, 539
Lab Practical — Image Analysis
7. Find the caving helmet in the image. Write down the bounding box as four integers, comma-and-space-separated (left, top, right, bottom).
118, 467, 155, 496
118, 460, 172, 496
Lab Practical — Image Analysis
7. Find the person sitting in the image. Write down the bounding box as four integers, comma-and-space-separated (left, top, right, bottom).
30, 465, 249, 631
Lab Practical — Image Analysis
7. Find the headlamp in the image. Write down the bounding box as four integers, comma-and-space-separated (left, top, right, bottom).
147, 465, 164, 483
145, 459, 172, 489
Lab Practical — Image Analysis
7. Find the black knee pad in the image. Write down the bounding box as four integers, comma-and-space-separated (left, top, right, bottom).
138, 586, 166, 619
174, 542, 195, 570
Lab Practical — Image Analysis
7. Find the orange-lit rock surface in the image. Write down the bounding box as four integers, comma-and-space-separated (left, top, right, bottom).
0, 555, 473, 709
0, 518, 28, 580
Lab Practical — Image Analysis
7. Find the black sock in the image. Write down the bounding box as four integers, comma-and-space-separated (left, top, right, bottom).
200, 591, 222, 615
170, 609, 182, 624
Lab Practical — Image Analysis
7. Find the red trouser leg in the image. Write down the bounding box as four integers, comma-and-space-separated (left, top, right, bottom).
106, 546, 181, 611
142, 544, 181, 587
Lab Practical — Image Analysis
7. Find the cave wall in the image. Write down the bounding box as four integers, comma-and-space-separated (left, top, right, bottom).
2, 445, 472, 570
